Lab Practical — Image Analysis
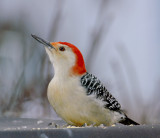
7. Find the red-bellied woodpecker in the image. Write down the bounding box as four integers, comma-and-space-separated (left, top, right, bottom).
32, 34, 139, 126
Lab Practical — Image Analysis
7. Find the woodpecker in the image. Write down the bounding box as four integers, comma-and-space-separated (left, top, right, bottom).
31, 34, 139, 126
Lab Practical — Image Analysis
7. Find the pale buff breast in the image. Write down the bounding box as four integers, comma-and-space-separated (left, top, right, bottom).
47, 77, 113, 126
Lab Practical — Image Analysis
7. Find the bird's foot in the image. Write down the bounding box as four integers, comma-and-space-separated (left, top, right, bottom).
48, 122, 59, 128
82, 123, 96, 127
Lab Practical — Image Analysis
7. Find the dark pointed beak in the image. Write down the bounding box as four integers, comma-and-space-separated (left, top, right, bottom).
31, 34, 56, 50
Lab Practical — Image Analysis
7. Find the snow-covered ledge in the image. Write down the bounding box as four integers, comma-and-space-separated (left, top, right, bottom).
0, 118, 159, 138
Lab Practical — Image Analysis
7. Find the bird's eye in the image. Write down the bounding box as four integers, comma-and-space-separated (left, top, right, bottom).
59, 46, 65, 51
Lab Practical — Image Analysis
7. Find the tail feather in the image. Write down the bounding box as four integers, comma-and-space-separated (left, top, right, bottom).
119, 117, 139, 125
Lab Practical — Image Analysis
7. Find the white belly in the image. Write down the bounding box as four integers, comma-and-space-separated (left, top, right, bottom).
47, 77, 114, 126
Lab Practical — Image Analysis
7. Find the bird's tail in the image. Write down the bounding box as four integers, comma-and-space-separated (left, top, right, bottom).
119, 117, 139, 125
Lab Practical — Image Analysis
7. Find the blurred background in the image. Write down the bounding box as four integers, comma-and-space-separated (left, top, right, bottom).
0, 0, 159, 124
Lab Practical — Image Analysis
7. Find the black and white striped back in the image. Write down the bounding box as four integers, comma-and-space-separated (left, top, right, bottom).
81, 72, 121, 111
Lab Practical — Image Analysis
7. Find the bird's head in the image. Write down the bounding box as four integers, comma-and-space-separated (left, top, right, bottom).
32, 35, 86, 76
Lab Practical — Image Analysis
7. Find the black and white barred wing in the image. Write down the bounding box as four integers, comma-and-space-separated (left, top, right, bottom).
81, 73, 121, 111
